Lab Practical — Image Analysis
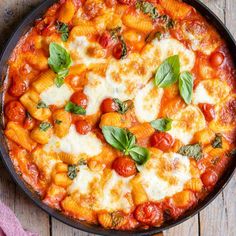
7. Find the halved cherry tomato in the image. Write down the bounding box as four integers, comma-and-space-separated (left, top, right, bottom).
70, 92, 88, 109
101, 98, 118, 113
201, 169, 218, 188
9, 80, 27, 97
112, 156, 137, 177
209, 51, 224, 67
150, 132, 174, 152
199, 103, 215, 122
5, 101, 26, 123
75, 120, 91, 135
98, 31, 112, 48
113, 43, 124, 59
134, 202, 163, 226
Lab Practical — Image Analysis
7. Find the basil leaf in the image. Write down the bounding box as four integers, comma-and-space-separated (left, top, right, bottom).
155, 55, 180, 88
179, 71, 193, 104
56, 22, 69, 42
48, 43, 72, 73
150, 118, 172, 132
166, 18, 175, 29
67, 165, 78, 180
55, 68, 69, 87
39, 122, 52, 131
136, 0, 159, 19
110, 26, 122, 39
55, 119, 62, 124
102, 126, 130, 152
65, 101, 86, 115
37, 101, 48, 109
119, 37, 127, 59
129, 146, 150, 165
211, 134, 222, 148
178, 143, 203, 160
114, 98, 133, 114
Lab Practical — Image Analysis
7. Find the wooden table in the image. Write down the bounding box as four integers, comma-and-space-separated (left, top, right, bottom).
0, 0, 235, 235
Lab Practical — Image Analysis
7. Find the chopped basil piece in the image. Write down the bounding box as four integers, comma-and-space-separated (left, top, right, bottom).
166, 18, 175, 29
67, 165, 78, 180
102, 126, 149, 165
155, 55, 180, 88
78, 158, 87, 165
55, 119, 62, 124
212, 134, 223, 148
65, 101, 86, 115
179, 71, 193, 104
119, 36, 127, 59
136, 0, 159, 19
145, 31, 162, 43
39, 122, 52, 131
178, 143, 203, 160
113, 98, 133, 114
110, 27, 122, 39
56, 21, 69, 42
37, 101, 48, 109
150, 118, 172, 132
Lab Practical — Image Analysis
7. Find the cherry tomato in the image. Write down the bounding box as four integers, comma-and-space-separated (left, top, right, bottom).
209, 51, 224, 67
101, 98, 118, 113
23, 115, 36, 130
150, 132, 174, 152
112, 156, 137, 177
75, 120, 91, 135
5, 101, 26, 123
134, 202, 163, 226
118, 0, 136, 5
99, 31, 112, 48
201, 169, 218, 188
70, 92, 88, 109
113, 43, 124, 59
199, 103, 215, 122
9, 80, 27, 97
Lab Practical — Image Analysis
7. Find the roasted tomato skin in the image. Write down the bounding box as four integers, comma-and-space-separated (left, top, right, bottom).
201, 169, 218, 188
99, 31, 112, 48
5, 101, 26, 123
113, 43, 124, 59
75, 120, 91, 135
199, 103, 215, 122
70, 92, 88, 109
209, 51, 224, 67
134, 202, 163, 226
101, 98, 118, 113
9, 80, 27, 97
112, 156, 137, 177
150, 132, 174, 152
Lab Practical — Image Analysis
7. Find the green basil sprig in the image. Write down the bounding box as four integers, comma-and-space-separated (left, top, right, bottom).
150, 118, 172, 132
37, 101, 48, 109
65, 101, 86, 115
178, 143, 203, 161
179, 71, 193, 104
56, 22, 69, 42
39, 122, 52, 131
136, 0, 159, 19
102, 126, 149, 165
114, 98, 133, 114
48, 42, 72, 87
155, 55, 194, 104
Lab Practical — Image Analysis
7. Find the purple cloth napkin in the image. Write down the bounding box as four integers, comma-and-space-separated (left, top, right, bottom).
0, 201, 38, 236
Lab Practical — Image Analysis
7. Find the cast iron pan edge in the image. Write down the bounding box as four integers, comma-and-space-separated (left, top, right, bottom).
0, 0, 236, 235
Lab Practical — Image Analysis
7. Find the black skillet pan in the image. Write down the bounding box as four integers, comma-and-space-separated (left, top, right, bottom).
0, 0, 236, 235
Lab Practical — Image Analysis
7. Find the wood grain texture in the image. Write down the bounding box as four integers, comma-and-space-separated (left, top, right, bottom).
0, 0, 235, 236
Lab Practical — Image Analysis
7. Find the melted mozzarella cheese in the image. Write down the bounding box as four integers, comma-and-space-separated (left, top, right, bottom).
44, 125, 102, 156
68, 166, 101, 194
40, 84, 73, 106
193, 79, 230, 105
140, 152, 191, 201
98, 170, 133, 213
68, 36, 106, 66
134, 80, 164, 122
142, 38, 196, 72
84, 53, 152, 115
168, 105, 206, 144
